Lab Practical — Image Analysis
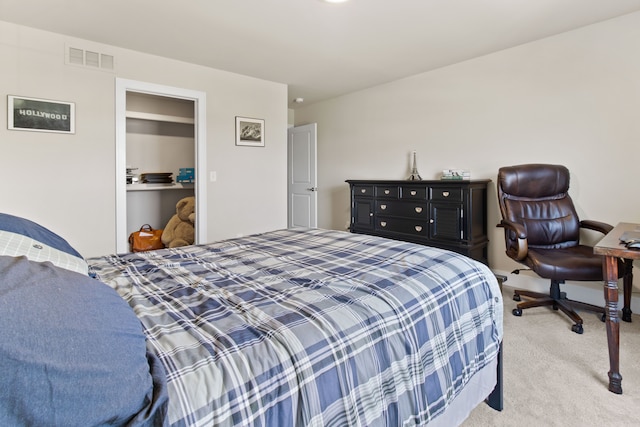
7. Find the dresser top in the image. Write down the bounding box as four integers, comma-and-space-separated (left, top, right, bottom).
346, 179, 491, 185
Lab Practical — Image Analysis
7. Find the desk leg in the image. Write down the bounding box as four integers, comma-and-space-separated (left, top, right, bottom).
622, 259, 633, 322
603, 255, 622, 394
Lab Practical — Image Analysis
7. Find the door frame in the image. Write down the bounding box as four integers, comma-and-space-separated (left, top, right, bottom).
115, 78, 207, 252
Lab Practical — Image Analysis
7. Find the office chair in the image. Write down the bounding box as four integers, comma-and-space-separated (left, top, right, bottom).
497, 164, 627, 334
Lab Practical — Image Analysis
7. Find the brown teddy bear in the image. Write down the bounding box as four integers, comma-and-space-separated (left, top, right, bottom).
161, 196, 195, 248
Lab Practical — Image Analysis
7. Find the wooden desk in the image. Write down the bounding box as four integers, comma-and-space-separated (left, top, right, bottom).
593, 222, 638, 394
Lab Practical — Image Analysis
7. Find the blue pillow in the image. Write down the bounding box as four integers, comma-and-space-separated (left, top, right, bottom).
0, 213, 88, 275
0, 255, 169, 426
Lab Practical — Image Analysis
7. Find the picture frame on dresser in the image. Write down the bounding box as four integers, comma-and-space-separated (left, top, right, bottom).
8, 95, 75, 134
235, 116, 265, 147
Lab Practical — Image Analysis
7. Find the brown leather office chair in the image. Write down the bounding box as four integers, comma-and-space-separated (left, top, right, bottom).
497, 164, 629, 334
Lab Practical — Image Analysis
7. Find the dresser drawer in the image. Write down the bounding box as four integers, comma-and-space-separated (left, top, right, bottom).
430, 187, 463, 202
375, 217, 429, 237
353, 185, 374, 197
375, 185, 399, 198
400, 186, 427, 200
376, 201, 428, 218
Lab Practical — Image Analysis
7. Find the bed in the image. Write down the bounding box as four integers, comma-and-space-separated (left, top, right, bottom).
0, 213, 503, 427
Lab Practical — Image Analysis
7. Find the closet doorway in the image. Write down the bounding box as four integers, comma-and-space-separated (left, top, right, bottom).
115, 78, 207, 253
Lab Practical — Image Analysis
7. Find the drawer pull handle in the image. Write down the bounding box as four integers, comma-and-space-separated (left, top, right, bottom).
430, 219, 434, 224
415, 207, 423, 213
361, 189, 367, 194
380, 221, 387, 227
369, 213, 373, 217
384, 189, 390, 195
380, 204, 387, 210
415, 225, 423, 232
410, 190, 417, 196
442, 191, 450, 197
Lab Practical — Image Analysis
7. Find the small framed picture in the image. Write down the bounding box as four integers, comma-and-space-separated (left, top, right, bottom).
235, 116, 264, 147
8, 95, 75, 134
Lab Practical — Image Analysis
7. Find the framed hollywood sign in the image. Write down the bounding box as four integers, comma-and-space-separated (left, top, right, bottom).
8, 95, 75, 134
235, 116, 264, 147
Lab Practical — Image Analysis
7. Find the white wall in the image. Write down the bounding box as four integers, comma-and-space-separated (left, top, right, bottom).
0, 21, 288, 257
295, 12, 640, 311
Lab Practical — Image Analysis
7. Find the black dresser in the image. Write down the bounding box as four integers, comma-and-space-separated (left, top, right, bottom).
346, 179, 490, 264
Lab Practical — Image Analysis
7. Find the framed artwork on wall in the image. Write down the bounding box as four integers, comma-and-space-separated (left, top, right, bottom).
7, 95, 75, 134
235, 116, 264, 147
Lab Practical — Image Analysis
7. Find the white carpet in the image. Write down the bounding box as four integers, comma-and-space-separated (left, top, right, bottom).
462, 285, 640, 427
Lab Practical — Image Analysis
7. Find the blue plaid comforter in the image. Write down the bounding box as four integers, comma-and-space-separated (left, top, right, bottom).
88, 228, 503, 427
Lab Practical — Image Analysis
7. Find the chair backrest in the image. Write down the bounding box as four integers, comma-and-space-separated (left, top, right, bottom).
497, 164, 580, 249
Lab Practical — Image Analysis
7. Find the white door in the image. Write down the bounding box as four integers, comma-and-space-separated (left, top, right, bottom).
288, 123, 317, 228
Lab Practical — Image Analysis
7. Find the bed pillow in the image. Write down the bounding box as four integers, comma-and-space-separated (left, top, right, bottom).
0, 255, 169, 426
0, 212, 88, 275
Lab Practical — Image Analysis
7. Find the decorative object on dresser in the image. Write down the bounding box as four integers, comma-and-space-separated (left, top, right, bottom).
407, 151, 422, 180
441, 169, 471, 180
346, 179, 490, 264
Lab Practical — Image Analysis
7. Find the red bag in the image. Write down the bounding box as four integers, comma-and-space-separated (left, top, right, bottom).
128, 224, 164, 252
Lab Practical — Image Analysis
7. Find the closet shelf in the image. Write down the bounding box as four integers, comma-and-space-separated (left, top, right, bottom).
127, 183, 195, 192
126, 110, 194, 124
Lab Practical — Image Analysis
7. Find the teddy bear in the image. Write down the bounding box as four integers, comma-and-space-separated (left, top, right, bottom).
161, 196, 195, 248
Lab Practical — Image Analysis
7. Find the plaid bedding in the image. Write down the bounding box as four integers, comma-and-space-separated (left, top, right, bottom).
88, 228, 503, 427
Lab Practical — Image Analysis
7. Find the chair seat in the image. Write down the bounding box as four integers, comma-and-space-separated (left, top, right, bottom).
526, 245, 603, 281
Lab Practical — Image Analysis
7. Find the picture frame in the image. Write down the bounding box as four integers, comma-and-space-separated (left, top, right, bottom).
235, 116, 264, 147
7, 95, 75, 134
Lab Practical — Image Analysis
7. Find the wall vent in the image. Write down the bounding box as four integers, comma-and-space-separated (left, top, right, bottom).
65, 45, 115, 72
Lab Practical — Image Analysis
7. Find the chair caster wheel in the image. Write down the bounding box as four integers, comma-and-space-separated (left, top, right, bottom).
512, 308, 522, 317
513, 294, 521, 302
601, 313, 606, 322
571, 324, 584, 334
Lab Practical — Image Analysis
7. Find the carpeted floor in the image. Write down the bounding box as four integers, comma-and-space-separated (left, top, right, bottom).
462, 285, 640, 427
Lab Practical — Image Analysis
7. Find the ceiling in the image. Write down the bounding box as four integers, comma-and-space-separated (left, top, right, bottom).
2, 0, 640, 108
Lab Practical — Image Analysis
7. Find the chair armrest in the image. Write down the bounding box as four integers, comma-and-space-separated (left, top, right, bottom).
579, 220, 613, 235
497, 219, 528, 261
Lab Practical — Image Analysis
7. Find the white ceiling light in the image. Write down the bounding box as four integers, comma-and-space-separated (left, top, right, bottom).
322, 0, 349, 3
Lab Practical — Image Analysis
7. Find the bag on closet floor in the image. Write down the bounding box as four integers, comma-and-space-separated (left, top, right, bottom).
128, 224, 164, 252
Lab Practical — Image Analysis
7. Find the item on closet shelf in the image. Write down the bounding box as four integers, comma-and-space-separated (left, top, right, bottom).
407, 151, 422, 181
441, 169, 470, 180
140, 172, 173, 184
126, 167, 139, 184
176, 168, 195, 183
161, 197, 195, 248
128, 224, 164, 252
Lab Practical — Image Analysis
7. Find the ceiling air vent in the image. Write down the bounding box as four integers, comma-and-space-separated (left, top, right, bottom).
68, 47, 84, 65
85, 50, 100, 67
100, 54, 114, 70
66, 45, 115, 72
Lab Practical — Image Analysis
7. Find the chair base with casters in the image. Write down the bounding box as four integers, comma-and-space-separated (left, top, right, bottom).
511, 279, 606, 334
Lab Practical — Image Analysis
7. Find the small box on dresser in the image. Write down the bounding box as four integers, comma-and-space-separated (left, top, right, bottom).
346, 179, 490, 265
